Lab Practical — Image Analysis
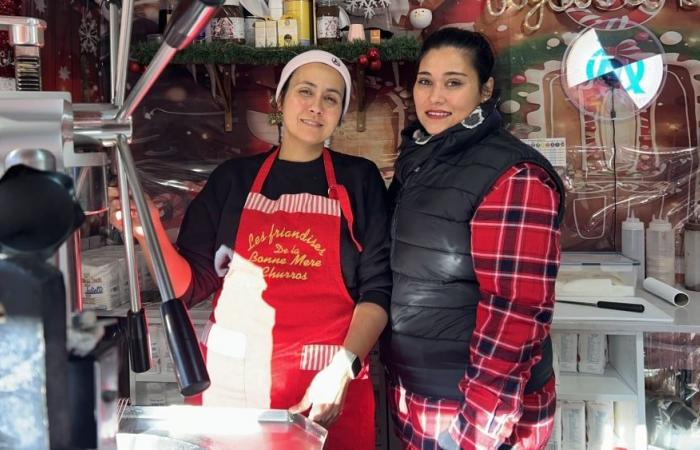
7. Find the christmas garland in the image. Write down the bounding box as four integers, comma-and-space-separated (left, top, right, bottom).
131, 36, 421, 65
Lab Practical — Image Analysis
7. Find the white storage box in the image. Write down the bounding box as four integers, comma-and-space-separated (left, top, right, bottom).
557, 253, 639, 298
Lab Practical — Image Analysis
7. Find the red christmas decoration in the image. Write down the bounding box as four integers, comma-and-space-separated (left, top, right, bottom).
129, 61, 143, 73
511, 74, 526, 85
369, 59, 382, 72
367, 47, 380, 62
357, 54, 369, 68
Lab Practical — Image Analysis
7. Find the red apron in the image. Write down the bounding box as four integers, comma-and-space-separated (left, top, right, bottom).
192, 149, 375, 450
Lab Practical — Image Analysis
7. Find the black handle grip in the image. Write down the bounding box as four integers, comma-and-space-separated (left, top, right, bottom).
596, 301, 645, 313
165, 0, 224, 50
161, 299, 210, 396
127, 308, 152, 373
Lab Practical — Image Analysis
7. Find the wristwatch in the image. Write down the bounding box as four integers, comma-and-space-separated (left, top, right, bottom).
348, 350, 362, 379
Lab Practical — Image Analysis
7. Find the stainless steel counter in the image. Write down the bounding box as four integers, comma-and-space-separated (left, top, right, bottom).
117, 406, 327, 450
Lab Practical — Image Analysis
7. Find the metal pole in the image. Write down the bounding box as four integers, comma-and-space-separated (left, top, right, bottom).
110, 0, 151, 373
110, 0, 142, 310
108, 3, 118, 102
109, 0, 139, 297
117, 45, 177, 121
115, 150, 141, 312
116, 135, 175, 301
114, 0, 134, 106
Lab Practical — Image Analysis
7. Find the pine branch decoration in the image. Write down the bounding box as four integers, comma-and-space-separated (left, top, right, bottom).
131, 36, 420, 65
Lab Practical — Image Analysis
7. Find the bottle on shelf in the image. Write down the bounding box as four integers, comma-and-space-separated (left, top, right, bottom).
158, 0, 177, 35
243, 7, 258, 46
210, 0, 246, 44
646, 215, 675, 286
621, 211, 645, 285
284, 0, 312, 45
316, 0, 340, 45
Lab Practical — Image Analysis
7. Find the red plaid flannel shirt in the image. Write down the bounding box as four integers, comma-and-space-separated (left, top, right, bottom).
389, 163, 561, 450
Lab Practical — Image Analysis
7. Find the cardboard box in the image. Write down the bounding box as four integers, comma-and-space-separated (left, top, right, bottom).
265, 20, 277, 47
586, 401, 615, 450
82, 248, 126, 310
578, 333, 607, 375
553, 332, 578, 372
254, 20, 267, 48
545, 403, 562, 450
561, 401, 586, 450
277, 18, 298, 47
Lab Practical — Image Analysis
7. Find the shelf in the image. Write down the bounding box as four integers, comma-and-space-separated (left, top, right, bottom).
131, 36, 421, 65
557, 364, 637, 402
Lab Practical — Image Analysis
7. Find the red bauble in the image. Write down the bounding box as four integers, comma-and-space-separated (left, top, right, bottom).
367, 47, 380, 61
369, 59, 382, 72
129, 61, 142, 73
357, 54, 369, 67
511, 74, 526, 85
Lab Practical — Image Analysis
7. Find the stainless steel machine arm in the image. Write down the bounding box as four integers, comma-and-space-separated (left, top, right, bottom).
110, 0, 223, 396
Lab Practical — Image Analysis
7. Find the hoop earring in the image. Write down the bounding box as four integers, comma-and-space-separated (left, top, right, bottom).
268, 96, 283, 126
268, 110, 283, 126
461, 106, 485, 129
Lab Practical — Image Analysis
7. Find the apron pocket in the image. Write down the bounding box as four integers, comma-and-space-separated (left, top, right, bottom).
203, 322, 247, 359
299, 344, 370, 379
299, 344, 342, 371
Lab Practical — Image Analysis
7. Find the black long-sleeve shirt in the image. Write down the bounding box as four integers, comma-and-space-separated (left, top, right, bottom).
176, 149, 392, 311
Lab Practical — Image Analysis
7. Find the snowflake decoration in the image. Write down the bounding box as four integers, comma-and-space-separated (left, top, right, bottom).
345, 0, 391, 19
79, 10, 98, 56
58, 66, 70, 81
33, 0, 46, 14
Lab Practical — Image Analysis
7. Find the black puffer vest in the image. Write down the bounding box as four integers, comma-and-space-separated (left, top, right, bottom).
386, 106, 565, 400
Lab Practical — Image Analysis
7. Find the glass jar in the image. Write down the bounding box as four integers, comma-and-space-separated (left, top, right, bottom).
158, 0, 177, 35
684, 219, 700, 291
210, 0, 245, 44
316, 0, 339, 45
243, 9, 258, 45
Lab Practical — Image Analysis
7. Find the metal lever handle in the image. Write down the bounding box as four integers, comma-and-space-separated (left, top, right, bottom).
117, 0, 223, 121
161, 299, 210, 396
117, 136, 209, 395
127, 308, 152, 373
109, 0, 221, 396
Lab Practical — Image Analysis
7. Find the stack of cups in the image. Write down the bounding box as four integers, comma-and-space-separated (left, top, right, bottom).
621, 212, 645, 285
646, 216, 675, 286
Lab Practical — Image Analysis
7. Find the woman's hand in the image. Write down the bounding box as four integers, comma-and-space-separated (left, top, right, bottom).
108, 186, 160, 239
289, 351, 353, 428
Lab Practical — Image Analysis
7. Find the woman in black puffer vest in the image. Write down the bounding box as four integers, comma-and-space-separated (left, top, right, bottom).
384, 28, 565, 450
